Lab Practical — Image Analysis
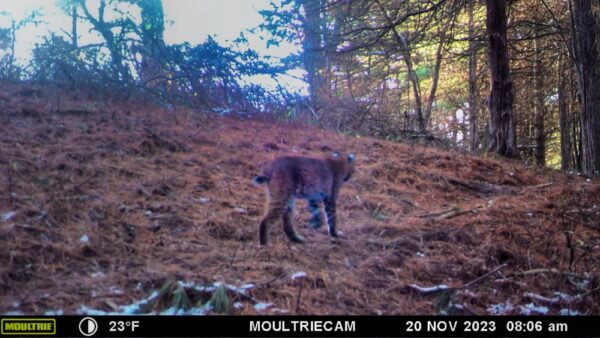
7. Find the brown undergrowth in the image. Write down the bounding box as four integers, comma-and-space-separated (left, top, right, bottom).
1, 82, 599, 315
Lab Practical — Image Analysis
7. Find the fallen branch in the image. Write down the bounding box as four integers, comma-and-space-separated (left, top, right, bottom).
462, 263, 507, 289
254, 273, 288, 289
448, 178, 478, 191
523, 291, 582, 305
405, 263, 507, 295
405, 284, 450, 295
525, 182, 553, 189
518, 268, 588, 280
417, 206, 458, 218
448, 178, 509, 196
418, 200, 495, 220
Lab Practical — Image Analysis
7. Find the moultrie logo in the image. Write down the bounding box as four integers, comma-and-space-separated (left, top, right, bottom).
1, 318, 56, 335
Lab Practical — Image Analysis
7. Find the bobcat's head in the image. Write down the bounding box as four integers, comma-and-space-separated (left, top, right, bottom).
331, 151, 356, 182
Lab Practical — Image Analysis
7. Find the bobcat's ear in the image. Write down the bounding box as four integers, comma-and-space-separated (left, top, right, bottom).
332, 151, 341, 158
348, 153, 356, 163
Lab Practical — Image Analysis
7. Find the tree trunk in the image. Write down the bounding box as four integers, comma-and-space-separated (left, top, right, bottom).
558, 52, 571, 171
399, 35, 425, 131
532, 39, 545, 166
300, 0, 325, 108
374, 0, 425, 131
71, 3, 78, 49
467, 0, 479, 152
569, 0, 600, 175
569, 63, 582, 171
486, 0, 518, 158
139, 0, 165, 86
423, 28, 447, 129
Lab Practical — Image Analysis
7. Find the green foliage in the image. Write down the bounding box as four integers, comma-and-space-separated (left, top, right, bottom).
209, 284, 231, 314
414, 66, 432, 79
257, 0, 301, 47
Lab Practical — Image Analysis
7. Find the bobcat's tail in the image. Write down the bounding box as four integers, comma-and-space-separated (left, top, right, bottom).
253, 175, 270, 186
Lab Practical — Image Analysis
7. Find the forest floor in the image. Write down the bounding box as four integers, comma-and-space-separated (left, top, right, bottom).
1, 82, 600, 315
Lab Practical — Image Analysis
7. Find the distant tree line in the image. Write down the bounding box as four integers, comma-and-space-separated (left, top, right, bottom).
0, 0, 291, 115
261, 0, 600, 175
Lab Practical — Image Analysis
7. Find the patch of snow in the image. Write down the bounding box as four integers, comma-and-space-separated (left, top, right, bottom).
291, 271, 307, 280
409, 284, 449, 293
240, 283, 254, 290
79, 280, 273, 316
179, 281, 215, 293
147, 291, 159, 300
526, 212, 533, 217
109, 286, 124, 295
555, 292, 578, 302
2, 211, 16, 222
178, 280, 199, 288
160, 307, 185, 315
254, 302, 272, 312
198, 197, 210, 204
44, 310, 64, 315
79, 235, 89, 243
487, 301, 514, 315
145, 210, 153, 216
12, 302, 19, 308
440, 303, 465, 315
186, 303, 211, 315
3, 311, 24, 315
559, 308, 580, 316
458, 289, 478, 298
271, 308, 289, 314
78, 305, 110, 315
586, 178, 591, 182
416, 252, 425, 257
519, 303, 548, 315
234, 207, 246, 213
120, 303, 142, 315
119, 290, 160, 314
524, 292, 558, 304
525, 291, 581, 304
90, 271, 105, 278
575, 279, 590, 289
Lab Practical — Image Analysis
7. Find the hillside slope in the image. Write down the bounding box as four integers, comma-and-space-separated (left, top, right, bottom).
1, 83, 599, 315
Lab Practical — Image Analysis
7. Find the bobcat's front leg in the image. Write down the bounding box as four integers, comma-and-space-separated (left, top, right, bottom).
324, 196, 338, 237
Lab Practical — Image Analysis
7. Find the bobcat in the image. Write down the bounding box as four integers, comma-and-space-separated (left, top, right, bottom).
253, 151, 355, 245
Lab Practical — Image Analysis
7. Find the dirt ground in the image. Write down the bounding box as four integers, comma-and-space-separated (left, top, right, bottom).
1, 82, 599, 315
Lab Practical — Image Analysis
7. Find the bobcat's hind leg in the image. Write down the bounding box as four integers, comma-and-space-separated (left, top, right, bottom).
259, 202, 284, 245
282, 199, 304, 243
308, 199, 323, 229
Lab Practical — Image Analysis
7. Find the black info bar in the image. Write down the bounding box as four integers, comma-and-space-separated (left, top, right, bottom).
0, 316, 598, 337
